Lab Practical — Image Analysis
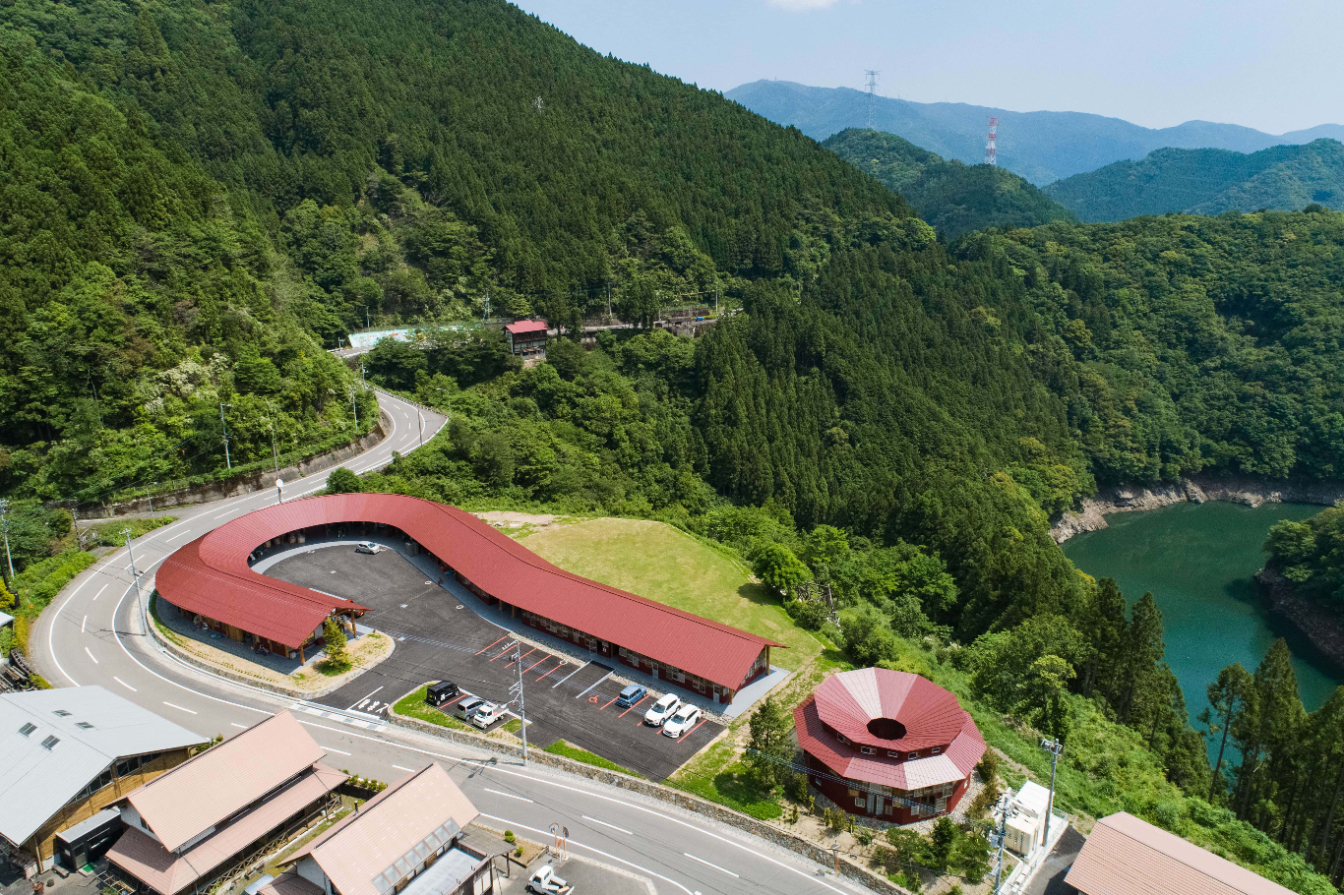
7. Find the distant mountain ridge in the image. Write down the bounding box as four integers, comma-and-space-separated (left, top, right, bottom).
1043, 139, 1344, 222
823, 129, 1075, 239
727, 79, 1344, 186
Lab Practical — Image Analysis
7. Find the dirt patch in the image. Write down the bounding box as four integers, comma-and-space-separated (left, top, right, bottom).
475, 511, 562, 527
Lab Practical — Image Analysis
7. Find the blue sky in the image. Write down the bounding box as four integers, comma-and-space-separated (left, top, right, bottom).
512, 0, 1341, 134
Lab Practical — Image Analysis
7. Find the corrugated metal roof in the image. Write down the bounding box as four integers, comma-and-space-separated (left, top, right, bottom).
794, 669, 985, 791
124, 712, 328, 852
504, 320, 548, 334
282, 764, 478, 895
158, 494, 783, 691
257, 871, 323, 895
109, 764, 344, 895
1065, 812, 1296, 895
0, 687, 207, 848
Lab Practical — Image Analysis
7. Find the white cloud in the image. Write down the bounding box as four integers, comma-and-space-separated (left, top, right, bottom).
767, 0, 843, 10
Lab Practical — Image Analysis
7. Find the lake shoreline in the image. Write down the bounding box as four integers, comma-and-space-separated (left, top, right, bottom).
1050, 475, 1344, 544
1255, 567, 1344, 675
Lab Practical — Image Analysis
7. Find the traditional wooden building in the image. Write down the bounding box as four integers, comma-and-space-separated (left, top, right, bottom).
503, 320, 548, 356
794, 668, 985, 823
0, 686, 206, 874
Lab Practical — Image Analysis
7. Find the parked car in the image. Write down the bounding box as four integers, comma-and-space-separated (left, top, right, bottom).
526, 866, 573, 894
455, 695, 485, 720
614, 684, 646, 708
643, 693, 681, 727
471, 703, 505, 729
354, 542, 383, 555
425, 680, 459, 706
661, 705, 702, 739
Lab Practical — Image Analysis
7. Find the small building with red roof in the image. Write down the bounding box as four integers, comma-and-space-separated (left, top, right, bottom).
794, 668, 985, 823
503, 319, 548, 356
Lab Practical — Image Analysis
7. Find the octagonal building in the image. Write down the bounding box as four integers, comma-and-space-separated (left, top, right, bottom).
795, 668, 986, 823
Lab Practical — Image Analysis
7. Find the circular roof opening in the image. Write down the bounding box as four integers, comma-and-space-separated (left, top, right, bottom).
866, 718, 907, 741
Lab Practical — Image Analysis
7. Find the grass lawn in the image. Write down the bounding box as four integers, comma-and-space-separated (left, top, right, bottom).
521, 518, 821, 670
392, 685, 475, 732
543, 740, 643, 777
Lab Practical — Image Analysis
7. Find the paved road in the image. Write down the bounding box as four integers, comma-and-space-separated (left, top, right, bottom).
29, 389, 869, 895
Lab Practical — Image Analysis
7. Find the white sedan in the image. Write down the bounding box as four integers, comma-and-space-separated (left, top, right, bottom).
661, 705, 702, 739
643, 693, 681, 727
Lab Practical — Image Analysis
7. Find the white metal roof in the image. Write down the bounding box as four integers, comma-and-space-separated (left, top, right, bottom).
0, 686, 207, 848
0, 611, 13, 627
1013, 780, 1052, 819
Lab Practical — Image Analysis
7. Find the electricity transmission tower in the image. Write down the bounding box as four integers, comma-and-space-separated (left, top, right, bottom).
864, 70, 880, 128
985, 116, 999, 166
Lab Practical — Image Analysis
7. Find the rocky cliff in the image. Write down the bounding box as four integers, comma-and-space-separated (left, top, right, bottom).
1050, 476, 1344, 543
1256, 567, 1344, 671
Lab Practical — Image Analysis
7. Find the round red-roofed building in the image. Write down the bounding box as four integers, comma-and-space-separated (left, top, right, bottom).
794, 667, 986, 823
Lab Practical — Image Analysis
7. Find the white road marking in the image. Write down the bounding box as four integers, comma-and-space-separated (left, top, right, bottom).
480, 816, 692, 895
231, 723, 248, 729
573, 669, 612, 699
392, 764, 415, 772
484, 788, 533, 803
582, 815, 632, 835
212, 508, 239, 520
84, 647, 98, 664
163, 702, 198, 715
81, 616, 86, 633
166, 531, 194, 542
322, 745, 352, 755
552, 662, 590, 689
92, 583, 108, 601
113, 676, 137, 691
685, 852, 739, 878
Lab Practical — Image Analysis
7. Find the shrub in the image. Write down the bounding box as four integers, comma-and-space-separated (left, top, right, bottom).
503, 830, 516, 844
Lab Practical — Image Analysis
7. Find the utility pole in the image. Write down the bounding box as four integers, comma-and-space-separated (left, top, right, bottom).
276, 478, 285, 505
0, 499, 14, 587
123, 528, 147, 637
990, 794, 1008, 895
606, 282, 612, 320
349, 386, 359, 429
864, 70, 880, 129
1040, 736, 1064, 848
149, 483, 158, 515
715, 288, 720, 317
219, 403, 233, 470
418, 410, 425, 448
267, 417, 279, 473
364, 306, 371, 330
510, 641, 528, 761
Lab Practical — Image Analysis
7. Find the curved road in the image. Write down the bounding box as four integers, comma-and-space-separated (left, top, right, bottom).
30, 389, 867, 895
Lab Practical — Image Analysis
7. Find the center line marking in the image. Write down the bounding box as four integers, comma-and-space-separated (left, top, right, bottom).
166, 531, 193, 543
81, 615, 87, 633
323, 745, 352, 755
392, 765, 415, 772
484, 788, 534, 803
684, 853, 739, 878
231, 723, 248, 729
113, 677, 137, 692
84, 647, 98, 664
92, 583, 108, 601
582, 816, 632, 835
163, 702, 197, 715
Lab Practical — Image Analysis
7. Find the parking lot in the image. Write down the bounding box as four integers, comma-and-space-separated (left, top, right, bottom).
264, 544, 723, 781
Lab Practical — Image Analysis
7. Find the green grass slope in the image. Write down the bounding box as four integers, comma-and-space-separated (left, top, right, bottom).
824, 128, 1076, 238
1045, 139, 1344, 222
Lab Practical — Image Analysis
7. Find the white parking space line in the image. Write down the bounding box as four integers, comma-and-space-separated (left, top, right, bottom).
84, 647, 98, 664
484, 788, 534, 803
551, 662, 589, 689
163, 702, 198, 715
323, 745, 352, 755
113, 677, 137, 692
573, 669, 612, 699
582, 816, 632, 835
684, 853, 739, 878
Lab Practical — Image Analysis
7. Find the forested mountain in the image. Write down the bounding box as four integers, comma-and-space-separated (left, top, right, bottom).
7, 0, 1344, 886
728, 79, 1344, 185
1044, 140, 1344, 222
823, 128, 1076, 238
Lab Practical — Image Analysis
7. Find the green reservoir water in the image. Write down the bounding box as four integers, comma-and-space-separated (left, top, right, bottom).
1063, 501, 1344, 715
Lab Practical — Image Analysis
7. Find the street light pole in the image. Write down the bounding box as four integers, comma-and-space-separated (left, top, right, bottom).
418, 410, 425, 448
349, 387, 359, 429
1040, 737, 1064, 849
0, 499, 15, 587
219, 403, 233, 470
123, 528, 147, 637
510, 641, 528, 762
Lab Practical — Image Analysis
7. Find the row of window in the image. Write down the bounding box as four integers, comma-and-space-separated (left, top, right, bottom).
834, 730, 941, 760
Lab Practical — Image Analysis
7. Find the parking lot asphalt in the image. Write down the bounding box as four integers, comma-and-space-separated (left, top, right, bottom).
264, 545, 722, 781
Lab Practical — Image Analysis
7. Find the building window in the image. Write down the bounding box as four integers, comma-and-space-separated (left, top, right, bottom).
18, 722, 36, 737
931, 746, 940, 755
908, 752, 918, 760
53, 710, 71, 717
41, 735, 60, 750
855, 798, 865, 808
836, 733, 850, 745
887, 750, 899, 758
860, 746, 876, 755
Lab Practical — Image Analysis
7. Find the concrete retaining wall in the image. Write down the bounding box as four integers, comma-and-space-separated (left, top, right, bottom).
388, 708, 906, 894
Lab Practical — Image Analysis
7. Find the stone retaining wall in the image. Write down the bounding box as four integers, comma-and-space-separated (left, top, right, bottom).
388, 707, 906, 894
66, 410, 391, 519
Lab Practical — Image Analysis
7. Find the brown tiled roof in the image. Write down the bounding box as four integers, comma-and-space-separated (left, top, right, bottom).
280, 764, 478, 895
124, 712, 328, 852
1065, 812, 1297, 895
108, 764, 345, 895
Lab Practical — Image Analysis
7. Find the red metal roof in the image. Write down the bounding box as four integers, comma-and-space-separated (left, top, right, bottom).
157, 494, 784, 691
504, 320, 548, 335
794, 669, 985, 790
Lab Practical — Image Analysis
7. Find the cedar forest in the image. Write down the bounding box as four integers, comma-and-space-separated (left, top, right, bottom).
4, 0, 1344, 889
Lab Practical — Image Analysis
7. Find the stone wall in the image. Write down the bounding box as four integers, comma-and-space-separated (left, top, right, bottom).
1051, 475, 1344, 543
387, 707, 908, 895
66, 411, 391, 519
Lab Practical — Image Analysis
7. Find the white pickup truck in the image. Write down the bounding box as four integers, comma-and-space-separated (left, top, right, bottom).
526, 866, 573, 894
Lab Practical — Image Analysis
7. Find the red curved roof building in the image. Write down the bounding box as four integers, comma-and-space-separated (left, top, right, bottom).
157, 494, 783, 702
795, 668, 985, 823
